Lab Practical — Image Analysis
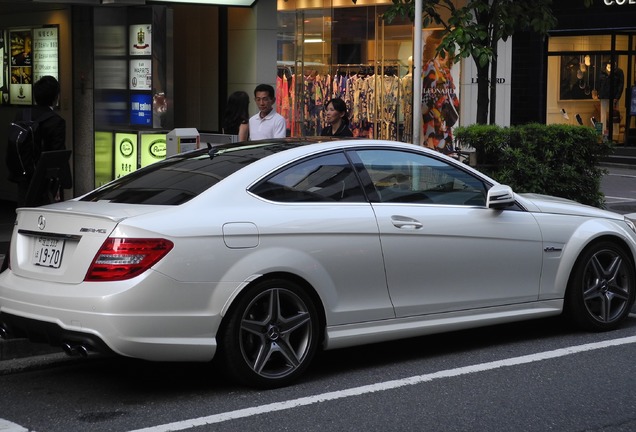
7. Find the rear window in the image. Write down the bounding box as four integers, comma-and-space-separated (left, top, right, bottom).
81, 141, 308, 205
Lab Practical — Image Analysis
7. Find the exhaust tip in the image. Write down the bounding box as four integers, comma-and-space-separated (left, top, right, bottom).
76, 345, 88, 358
62, 342, 75, 356
62, 342, 90, 358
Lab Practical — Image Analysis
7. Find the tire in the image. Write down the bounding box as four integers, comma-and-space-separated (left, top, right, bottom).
565, 241, 636, 331
220, 278, 320, 388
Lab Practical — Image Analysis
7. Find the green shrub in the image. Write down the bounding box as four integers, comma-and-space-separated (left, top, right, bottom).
454, 123, 612, 208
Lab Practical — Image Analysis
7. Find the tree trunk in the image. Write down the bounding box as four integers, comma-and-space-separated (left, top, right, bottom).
489, 42, 498, 125
475, 60, 490, 124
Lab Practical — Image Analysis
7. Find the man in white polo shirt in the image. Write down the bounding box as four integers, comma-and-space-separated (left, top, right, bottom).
249, 83, 287, 140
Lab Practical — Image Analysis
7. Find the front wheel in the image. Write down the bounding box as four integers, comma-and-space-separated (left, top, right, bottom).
220, 279, 320, 388
565, 241, 636, 331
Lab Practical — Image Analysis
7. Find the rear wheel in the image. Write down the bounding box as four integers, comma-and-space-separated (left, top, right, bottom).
565, 241, 636, 331
220, 279, 320, 388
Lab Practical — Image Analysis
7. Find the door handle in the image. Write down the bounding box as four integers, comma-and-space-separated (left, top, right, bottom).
391, 215, 423, 229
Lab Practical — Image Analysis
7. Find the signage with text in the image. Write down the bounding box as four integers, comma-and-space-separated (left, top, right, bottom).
130, 93, 153, 126
114, 132, 139, 179
4, 25, 59, 106
140, 133, 167, 168
129, 59, 152, 90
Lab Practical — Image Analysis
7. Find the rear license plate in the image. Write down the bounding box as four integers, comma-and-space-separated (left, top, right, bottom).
33, 236, 66, 268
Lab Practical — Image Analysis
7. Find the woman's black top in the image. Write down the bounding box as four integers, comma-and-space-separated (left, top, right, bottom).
223, 119, 248, 135
321, 122, 353, 137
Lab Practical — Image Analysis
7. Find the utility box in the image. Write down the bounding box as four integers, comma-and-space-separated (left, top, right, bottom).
166, 128, 200, 156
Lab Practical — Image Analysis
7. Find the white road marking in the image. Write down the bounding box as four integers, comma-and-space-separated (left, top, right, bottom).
126, 335, 636, 432
604, 195, 636, 202
0, 419, 29, 432
606, 173, 636, 179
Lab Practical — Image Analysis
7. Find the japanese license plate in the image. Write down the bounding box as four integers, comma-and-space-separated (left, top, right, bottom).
33, 236, 66, 268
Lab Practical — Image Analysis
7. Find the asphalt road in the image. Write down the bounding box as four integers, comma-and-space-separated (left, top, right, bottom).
1, 316, 636, 431
602, 165, 636, 216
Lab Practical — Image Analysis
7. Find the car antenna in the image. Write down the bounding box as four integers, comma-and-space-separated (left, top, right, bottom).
207, 143, 216, 160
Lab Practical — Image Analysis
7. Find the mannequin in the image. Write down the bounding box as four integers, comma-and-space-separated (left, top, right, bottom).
599, 61, 624, 136
401, 56, 414, 142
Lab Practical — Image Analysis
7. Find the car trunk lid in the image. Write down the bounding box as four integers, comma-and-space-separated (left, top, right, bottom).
9, 203, 161, 284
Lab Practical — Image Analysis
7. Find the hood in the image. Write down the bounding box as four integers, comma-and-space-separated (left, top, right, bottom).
518, 193, 621, 220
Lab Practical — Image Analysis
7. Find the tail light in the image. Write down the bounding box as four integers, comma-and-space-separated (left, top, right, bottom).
85, 238, 174, 281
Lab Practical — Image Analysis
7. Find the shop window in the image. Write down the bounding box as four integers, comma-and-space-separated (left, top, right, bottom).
276, 3, 416, 141
546, 34, 635, 144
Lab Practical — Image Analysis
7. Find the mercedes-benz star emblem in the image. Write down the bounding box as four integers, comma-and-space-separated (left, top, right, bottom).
37, 215, 46, 230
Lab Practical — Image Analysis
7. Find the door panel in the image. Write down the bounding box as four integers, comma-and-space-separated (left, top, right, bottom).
355, 148, 543, 317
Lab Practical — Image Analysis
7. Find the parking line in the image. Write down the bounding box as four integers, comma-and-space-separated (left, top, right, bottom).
128, 335, 636, 432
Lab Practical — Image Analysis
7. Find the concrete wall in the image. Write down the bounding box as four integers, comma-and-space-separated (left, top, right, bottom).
228, 1, 279, 118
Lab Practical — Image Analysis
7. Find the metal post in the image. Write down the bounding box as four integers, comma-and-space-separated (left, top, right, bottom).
412, 0, 423, 146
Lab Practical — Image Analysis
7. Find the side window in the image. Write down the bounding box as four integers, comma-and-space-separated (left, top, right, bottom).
355, 149, 488, 206
250, 152, 367, 203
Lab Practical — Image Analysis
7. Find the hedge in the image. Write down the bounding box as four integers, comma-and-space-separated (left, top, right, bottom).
454, 123, 612, 208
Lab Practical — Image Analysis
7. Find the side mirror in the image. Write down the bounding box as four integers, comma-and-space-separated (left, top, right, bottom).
487, 184, 515, 209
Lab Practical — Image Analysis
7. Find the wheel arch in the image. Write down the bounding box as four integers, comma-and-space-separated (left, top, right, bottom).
561, 234, 636, 330
549, 219, 636, 302
217, 271, 327, 347
564, 234, 636, 293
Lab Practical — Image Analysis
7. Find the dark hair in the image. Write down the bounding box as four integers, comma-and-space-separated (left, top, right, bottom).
33, 75, 60, 107
254, 83, 275, 99
223, 91, 250, 135
326, 98, 349, 125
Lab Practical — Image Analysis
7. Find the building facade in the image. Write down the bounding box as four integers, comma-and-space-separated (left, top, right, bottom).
1, 0, 634, 204
512, 0, 636, 145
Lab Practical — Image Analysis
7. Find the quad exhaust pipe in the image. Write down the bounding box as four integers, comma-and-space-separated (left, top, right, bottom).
62, 342, 89, 358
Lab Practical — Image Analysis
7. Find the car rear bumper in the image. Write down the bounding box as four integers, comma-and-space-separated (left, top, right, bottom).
0, 270, 220, 362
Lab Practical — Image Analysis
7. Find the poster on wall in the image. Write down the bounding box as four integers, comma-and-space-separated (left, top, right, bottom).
5, 25, 59, 106
33, 26, 58, 83
9, 29, 33, 105
421, 29, 460, 152
129, 24, 151, 56
129, 59, 152, 90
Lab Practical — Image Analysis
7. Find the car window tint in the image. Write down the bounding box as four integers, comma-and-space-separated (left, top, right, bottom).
355, 149, 488, 206
81, 142, 303, 205
250, 152, 367, 203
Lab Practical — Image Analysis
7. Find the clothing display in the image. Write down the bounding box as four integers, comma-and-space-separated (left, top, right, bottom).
276, 64, 414, 141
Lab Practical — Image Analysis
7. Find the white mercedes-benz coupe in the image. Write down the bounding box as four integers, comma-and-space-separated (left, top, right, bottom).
1, 138, 635, 388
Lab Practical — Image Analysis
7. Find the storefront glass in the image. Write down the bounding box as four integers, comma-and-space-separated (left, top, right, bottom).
547, 33, 636, 144
276, 1, 416, 141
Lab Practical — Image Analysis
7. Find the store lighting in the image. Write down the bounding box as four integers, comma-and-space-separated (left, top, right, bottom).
148, 0, 256, 4
304, 38, 324, 43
